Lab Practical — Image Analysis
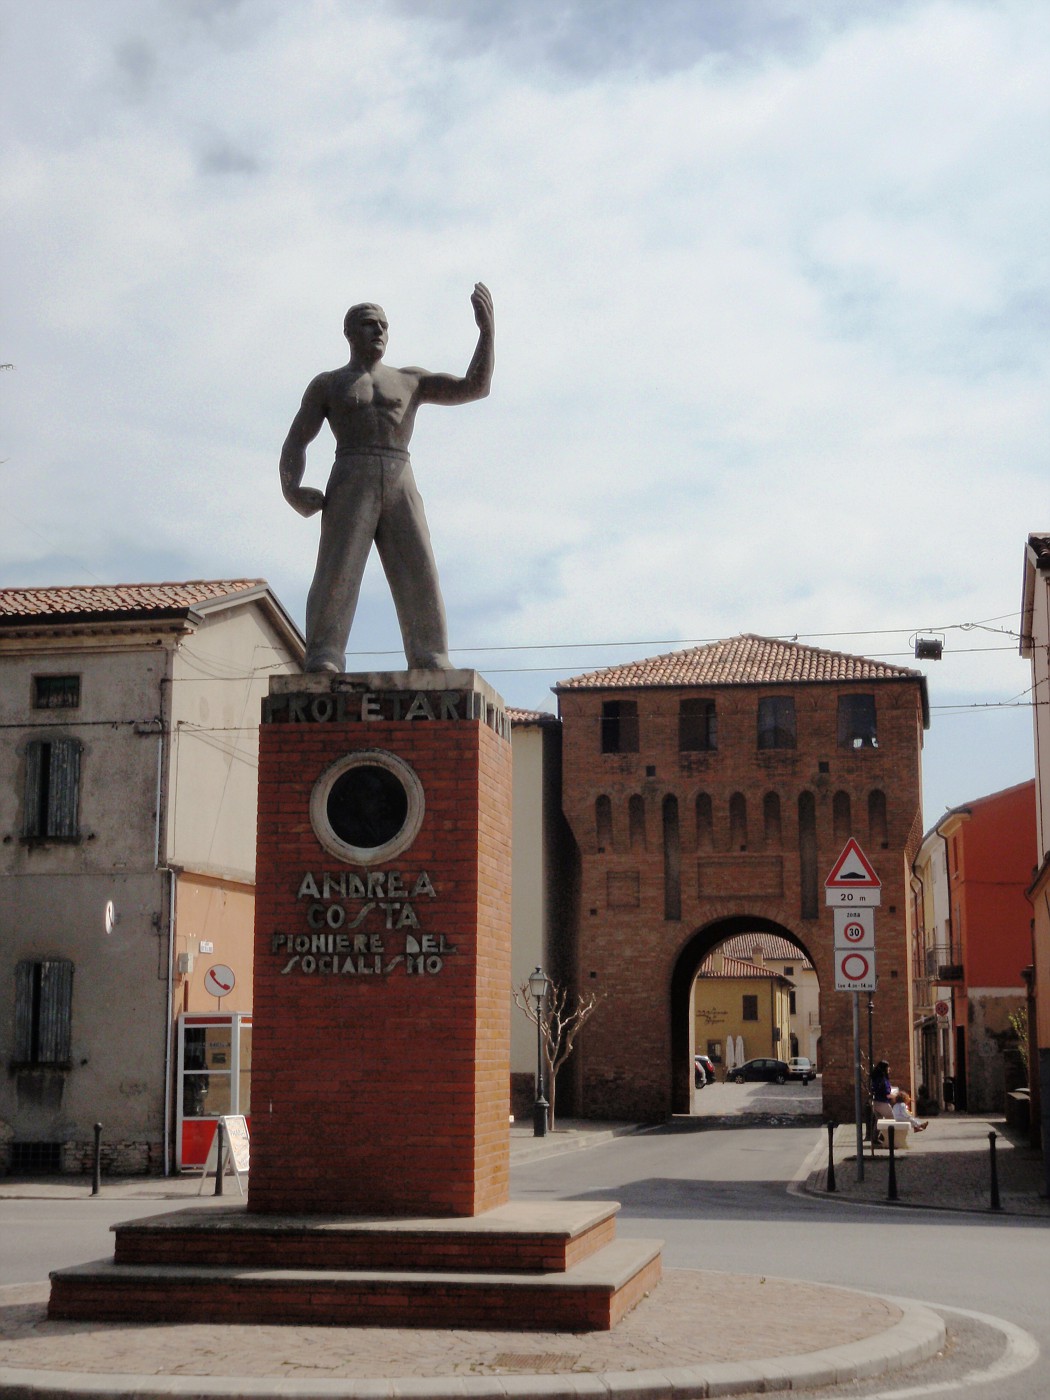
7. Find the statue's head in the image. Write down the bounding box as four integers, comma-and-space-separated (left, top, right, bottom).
343, 303, 388, 357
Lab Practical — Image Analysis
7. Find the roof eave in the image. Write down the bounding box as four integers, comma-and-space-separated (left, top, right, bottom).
192, 584, 306, 661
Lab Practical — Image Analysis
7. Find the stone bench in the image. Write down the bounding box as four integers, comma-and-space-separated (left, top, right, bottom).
874, 1119, 911, 1149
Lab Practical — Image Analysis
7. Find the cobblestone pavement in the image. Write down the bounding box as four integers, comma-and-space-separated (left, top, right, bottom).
800, 1112, 1050, 1216
0, 1270, 911, 1382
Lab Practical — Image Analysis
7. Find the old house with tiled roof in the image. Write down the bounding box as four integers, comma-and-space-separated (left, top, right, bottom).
0, 581, 303, 1174
554, 634, 928, 1123
694, 933, 820, 1074
694, 949, 795, 1078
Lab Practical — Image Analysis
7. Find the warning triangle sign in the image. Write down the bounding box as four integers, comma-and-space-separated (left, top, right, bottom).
825, 837, 881, 889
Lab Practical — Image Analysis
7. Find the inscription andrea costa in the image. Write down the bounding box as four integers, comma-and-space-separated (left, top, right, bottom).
272, 868, 457, 978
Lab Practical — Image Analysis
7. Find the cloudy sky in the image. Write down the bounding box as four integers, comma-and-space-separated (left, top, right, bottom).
3, 0, 1048, 823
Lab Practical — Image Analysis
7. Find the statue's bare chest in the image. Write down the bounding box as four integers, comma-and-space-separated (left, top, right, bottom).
333, 369, 411, 419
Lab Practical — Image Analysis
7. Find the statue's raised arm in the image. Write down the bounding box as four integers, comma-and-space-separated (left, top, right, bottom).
416, 283, 494, 405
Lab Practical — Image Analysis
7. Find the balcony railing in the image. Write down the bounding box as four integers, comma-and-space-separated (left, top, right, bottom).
924, 944, 963, 981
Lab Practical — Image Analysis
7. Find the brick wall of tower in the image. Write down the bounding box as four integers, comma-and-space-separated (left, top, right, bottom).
558, 681, 924, 1124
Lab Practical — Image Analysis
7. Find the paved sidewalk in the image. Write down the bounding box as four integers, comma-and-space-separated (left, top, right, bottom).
800, 1111, 1050, 1216
0, 1268, 944, 1399
1, 1114, 1037, 1397
0, 1121, 639, 1202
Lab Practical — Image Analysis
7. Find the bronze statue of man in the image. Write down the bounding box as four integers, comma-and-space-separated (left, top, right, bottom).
280, 283, 494, 673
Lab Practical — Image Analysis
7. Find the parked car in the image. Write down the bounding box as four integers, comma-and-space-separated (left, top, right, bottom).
788, 1056, 816, 1082
731, 1057, 790, 1084
694, 1054, 717, 1087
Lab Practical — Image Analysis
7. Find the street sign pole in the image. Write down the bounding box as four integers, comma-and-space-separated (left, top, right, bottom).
825, 838, 880, 1183
853, 991, 864, 1183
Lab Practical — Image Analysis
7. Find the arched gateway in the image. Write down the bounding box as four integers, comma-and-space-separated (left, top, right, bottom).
670, 916, 817, 1113
554, 634, 929, 1126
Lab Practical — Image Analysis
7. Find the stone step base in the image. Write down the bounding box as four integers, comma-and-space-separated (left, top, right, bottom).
49, 1238, 663, 1332
111, 1199, 619, 1274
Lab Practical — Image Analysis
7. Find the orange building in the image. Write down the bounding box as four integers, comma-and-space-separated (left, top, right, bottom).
929, 781, 1035, 1112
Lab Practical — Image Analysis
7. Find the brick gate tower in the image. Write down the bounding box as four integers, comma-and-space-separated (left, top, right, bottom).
554, 635, 929, 1126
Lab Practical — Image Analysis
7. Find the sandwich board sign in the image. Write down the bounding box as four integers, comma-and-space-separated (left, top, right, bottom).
196, 1114, 250, 1196
825, 838, 881, 907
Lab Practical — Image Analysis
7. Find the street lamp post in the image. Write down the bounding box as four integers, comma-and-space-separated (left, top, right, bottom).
528, 966, 551, 1137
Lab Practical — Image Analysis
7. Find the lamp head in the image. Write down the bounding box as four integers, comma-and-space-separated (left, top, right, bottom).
528, 966, 550, 1003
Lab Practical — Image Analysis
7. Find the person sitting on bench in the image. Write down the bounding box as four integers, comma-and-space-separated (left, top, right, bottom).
891, 1089, 928, 1132
870, 1060, 894, 1120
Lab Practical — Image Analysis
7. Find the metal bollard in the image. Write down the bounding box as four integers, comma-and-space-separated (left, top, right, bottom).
825, 1120, 838, 1193
988, 1130, 1002, 1211
91, 1122, 102, 1196
213, 1120, 225, 1197
887, 1124, 899, 1201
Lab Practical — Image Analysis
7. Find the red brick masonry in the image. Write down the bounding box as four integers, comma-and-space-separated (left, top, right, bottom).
49, 1201, 662, 1332
249, 677, 513, 1217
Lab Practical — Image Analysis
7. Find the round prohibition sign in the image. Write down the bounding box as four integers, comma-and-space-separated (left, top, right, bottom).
840, 951, 871, 981
841, 919, 867, 943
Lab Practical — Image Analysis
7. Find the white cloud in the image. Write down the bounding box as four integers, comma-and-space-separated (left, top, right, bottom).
2, 0, 1049, 817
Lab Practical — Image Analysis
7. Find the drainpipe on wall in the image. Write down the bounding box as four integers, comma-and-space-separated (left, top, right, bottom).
162, 869, 177, 1176
770, 979, 776, 1056
156, 657, 175, 1176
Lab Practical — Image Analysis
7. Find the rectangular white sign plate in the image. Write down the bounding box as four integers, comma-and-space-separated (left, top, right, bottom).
833, 907, 875, 949
825, 886, 881, 908
835, 947, 877, 991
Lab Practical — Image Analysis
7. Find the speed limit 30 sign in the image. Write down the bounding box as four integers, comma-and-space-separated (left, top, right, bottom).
833, 905, 876, 989
833, 907, 874, 948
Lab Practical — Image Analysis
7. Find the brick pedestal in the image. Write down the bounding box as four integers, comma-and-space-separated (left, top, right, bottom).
248, 671, 512, 1217
48, 669, 664, 1331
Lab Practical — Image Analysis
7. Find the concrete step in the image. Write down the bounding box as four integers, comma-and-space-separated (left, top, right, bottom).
49, 1236, 664, 1332
111, 1199, 620, 1273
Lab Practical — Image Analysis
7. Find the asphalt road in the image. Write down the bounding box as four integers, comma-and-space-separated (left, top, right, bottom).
0, 1121, 1045, 1398
511, 1122, 1048, 1399
0, 1195, 226, 1289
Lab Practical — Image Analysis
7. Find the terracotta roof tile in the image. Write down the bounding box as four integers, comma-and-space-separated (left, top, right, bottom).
0, 580, 265, 621
715, 932, 813, 968
508, 707, 559, 727
554, 633, 922, 691
699, 954, 782, 980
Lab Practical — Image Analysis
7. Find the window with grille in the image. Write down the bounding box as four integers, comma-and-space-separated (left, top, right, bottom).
742, 994, 759, 1022
33, 675, 80, 709
22, 738, 81, 840
14, 959, 74, 1066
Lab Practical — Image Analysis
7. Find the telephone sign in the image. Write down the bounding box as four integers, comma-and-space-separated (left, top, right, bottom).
204, 965, 236, 1000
